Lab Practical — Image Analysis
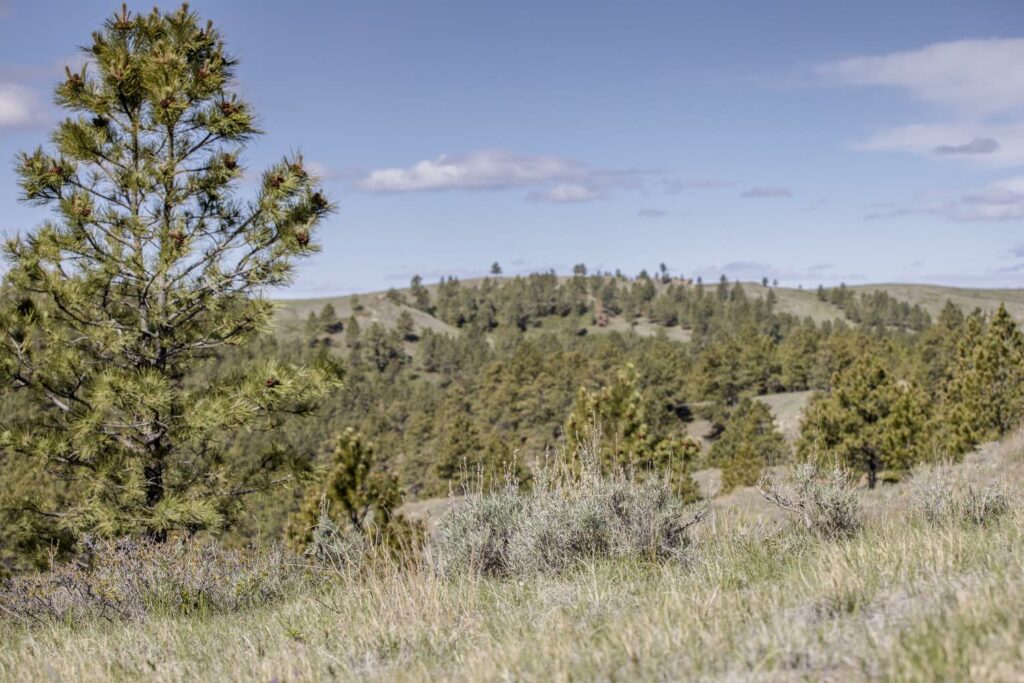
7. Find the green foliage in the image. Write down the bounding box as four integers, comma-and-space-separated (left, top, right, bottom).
287, 428, 413, 553
566, 363, 701, 500
941, 305, 1024, 451
395, 309, 416, 341
799, 354, 932, 487
0, 4, 338, 551
712, 398, 788, 492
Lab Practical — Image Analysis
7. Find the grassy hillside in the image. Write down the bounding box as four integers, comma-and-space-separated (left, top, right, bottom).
3, 431, 1021, 681
274, 280, 1024, 339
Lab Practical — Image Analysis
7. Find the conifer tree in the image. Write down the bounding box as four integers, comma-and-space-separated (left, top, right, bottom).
942, 304, 1024, 450
409, 274, 431, 312
799, 355, 930, 487
0, 5, 338, 543
566, 363, 701, 499
286, 428, 410, 551
396, 308, 416, 341
319, 302, 342, 333
712, 398, 788, 492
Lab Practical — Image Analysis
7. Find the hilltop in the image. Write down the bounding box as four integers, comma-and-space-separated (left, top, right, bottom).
274, 279, 1024, 341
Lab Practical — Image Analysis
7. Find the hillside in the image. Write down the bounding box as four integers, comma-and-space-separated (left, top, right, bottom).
5, 431, 1022, 681
274, 280, 1024, 339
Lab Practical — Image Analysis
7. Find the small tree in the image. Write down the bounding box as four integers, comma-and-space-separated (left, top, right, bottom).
566, 363, 701, 500
943, 304, 1024, 447
286, 428, 404, 549
490, 262, 502, 275
0, 5, 338, 543
711, 398, 788, 492
409, 274, 431, 312
395, 309, 416, 341
319, 303, 342, 334
799, 355, 931, 487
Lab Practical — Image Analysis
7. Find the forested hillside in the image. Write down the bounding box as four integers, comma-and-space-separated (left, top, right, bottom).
8, 263, 1021, 573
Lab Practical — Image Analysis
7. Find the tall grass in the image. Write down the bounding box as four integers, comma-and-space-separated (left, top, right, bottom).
1, 432, 1023, 681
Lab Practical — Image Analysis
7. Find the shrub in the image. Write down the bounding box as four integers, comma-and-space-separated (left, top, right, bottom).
907, 463, 1010, 526
432, 431, 708, 577
757, 462, 862, 539
0, 537, 310, 625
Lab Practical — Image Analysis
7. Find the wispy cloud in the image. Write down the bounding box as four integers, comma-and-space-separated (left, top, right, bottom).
818, 39, 1024, 168
815, 38, 1024, 117
0, 82, 45, 130
661, 178, 732, 194
528, 183, 603, 203
637, 208, 667, 218
692, 261, 858, 284
858, 122, 1024, 167
740, 186, 792, 198
357, 149, 652, 203
933, 137, 1000, 155
866, 176, 1024, 222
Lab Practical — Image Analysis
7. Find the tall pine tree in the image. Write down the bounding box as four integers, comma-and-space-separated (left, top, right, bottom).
0, 5, 338, 546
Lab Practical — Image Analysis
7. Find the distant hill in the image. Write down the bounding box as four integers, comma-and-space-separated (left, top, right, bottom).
274, 279, 1024, 339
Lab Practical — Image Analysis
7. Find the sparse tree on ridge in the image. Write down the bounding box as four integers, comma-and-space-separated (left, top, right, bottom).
0, 4, 338, 545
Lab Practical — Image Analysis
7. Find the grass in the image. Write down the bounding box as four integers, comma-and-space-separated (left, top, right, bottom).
2, 434, 1023, 681
273, 280, 1024, 344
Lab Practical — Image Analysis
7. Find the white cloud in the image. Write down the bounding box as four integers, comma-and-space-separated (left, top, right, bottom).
357, 149, 649, 202
0, 83, 44, 129
637, 208, 668, 218
816, 38, 1024, 117
661, 178, 732, 194
866, 176, 1024, 222
858, 122, 1024, 168
529, 183, 603, 203
359, 149, 589, 193
740, 186, 792, 198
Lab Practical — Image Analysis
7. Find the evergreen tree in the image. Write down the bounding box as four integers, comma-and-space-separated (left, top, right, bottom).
0, 5, 338, 543
409, 274, 431, 312
942, 304, 1024, 450
799, 355, 931, 487
286, 428, 403, 548
396, 309, 417, 341
711, 398, 788, 492
490, 261, 502, 275
319, 302, 342, 333
566, 363, 701, 499
778, 325, 819, 390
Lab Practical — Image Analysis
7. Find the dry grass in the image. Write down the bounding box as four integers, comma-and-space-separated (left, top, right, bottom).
3, 432, 1024, 682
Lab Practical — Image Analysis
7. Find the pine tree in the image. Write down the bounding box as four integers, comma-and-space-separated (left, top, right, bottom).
942, 304, 1024, 450
0, 5, 338, 543
286, 428, 404, 549
319, 303, 342, 333
490, 262, 502, 275
799, 354, 931, 487
712, 398, 788, 492
409, 275, 431, 312
566, 363, 701, 499
396, 308, 416, 341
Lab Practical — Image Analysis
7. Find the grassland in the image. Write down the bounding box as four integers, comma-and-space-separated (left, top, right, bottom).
3, 432, 1022, 682
274, 280, 1024, 343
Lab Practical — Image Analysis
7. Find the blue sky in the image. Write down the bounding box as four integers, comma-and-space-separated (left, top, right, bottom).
2, 1, 1024, 295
